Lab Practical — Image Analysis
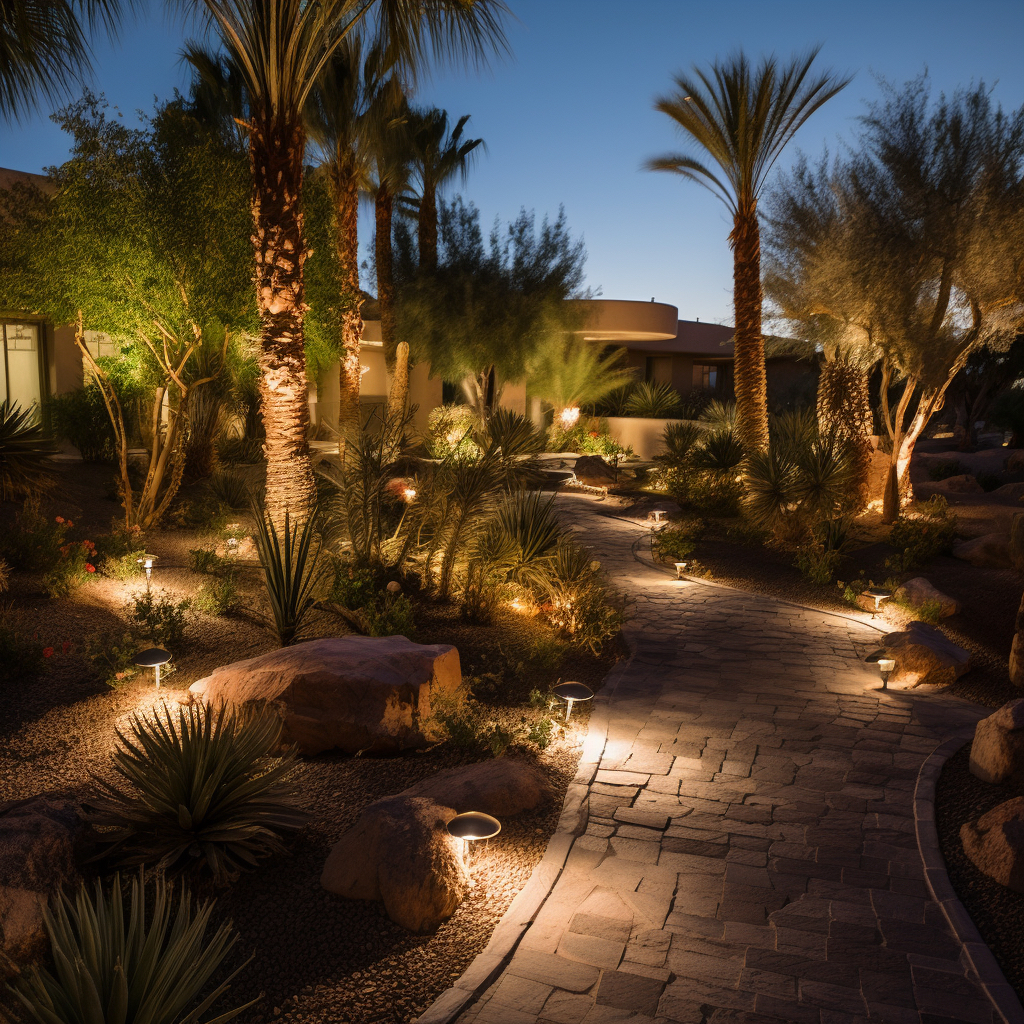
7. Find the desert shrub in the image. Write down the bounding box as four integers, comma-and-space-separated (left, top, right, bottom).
125, 589, 191, 650
43, 537, 98, 598
100, 549, 145, 582
976, 471, 1003, 492
194, 574, 240, 617
89, 702, 308, 883
653, 525, 697, 563
651, 421, 742, 514
625, 381, 682, 418
328, 562, 416, 638
431, 692, 482, 749
928, 459, 963, 481
593, 382, 633, 416
167, 490, 231, 533
8, 872, 256, 1024
84, 629, 140, 685
254, 509, 324, 645
427, 403, 480, 461
217, 434, 264, 464
0, 400, 56, 499
547, 420, 631, 458
189, 547, 226, 574
701, 400, 737, 431
1, 499, 70, 572
795, 545, 843, 584
208, 469, 250, 510
527, 716, 555, 750
886, 496, 958, 571
47, 385, 116, 462
545, 540, 623, 654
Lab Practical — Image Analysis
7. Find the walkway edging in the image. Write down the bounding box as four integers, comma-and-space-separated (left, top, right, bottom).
914, 730, 1024, 1024
416, 650, 638, 1024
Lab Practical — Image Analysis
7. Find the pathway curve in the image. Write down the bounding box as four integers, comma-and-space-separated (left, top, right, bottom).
455, 493, 1006, 1024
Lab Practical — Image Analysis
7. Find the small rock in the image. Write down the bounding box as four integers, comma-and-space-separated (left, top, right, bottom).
960, 797, 1024, 893
573, 455, 616, 487
880, 621, 972, 687
893, 577, 960, 618
970, 700, 1024, 785
952, 533, 1011, 569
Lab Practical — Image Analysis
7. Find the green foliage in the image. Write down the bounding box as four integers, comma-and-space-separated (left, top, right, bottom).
0, 400, 56, 500
189, 547, 226, 575
928, 459, 963, 481
653, 526, 697, 563
527, 716, 554, 750
427, 403, 481, 461
544, 540, 623, 654
47, 385, 117, 462
653, 421, 744, 516
8, 871, 256, 1024
885, 496, 958, 571
625, 380, 681, 418
794, 545, 843, 584
125, 590, 191, 651
546, 420, 631, 458
167, 491, 231, 533
84, 630, 140, 686
528, 337, 634, 416
207, 470, 250, 511
88, 702, 308, 885
253, 510, 324, 646
43, 537, 98, 599
194, 575, 240, 617
97, 524, 146, 580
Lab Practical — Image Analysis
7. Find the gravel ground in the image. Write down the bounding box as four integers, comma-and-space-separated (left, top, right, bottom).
935, 744, 1024, 997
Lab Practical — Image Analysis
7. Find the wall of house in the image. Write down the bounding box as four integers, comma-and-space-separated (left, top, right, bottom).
51, 324, 84, 395
624, 349, 734, 399
604, 416, 697, 459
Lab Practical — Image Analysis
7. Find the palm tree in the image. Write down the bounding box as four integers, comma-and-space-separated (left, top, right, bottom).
646, 49, 850, 453
406, 107, 484, 272
190, 0, 509, 523
306, 39, 398, 450
0, 0, 133, 122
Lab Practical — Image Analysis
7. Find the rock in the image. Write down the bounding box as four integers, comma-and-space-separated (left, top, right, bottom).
939, 474, 984, 494
893, 577, 960, 618
952, 533, 1011, 569
214, 536, 256, 559
1010, 513, 1024, 571
0, 793, 88, 969
321, 759, 550, 932
573, 455, 617, 487
880, 620, 972, 687
190, 636, 463, 756
960, 797, 1024, 893
992, 482, 1024, 502
1007, 450, 1024, 474
1011, 633, 1024, 688
970, 700, 1024, 785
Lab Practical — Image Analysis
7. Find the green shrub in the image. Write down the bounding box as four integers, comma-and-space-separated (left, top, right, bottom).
427, 403, 480, 461
0, 400, 57, 499
207, 470, 250, 510
100, 550, 144, 581
886, 496, 958, 571
194, 574, 240, 617
795, 545, 843, 584
928, 459, 963, 481
47, 385, 116, 462
8, 871, 256, 1024
189, 547, 225, 574
217, 434, 264, 465
167, 491, 230, 533
547, 420, 631, 458
625, 381, 681, 418
365, 589, 416, 638
89, 702, 308, 884
545, 540, 623, 654
1, 498, 69, 572
84, 630, 140, 685
125, 589, 191, 650
653, 526, 696, 563
43, 537, 98, 598
527, 716, 554, 750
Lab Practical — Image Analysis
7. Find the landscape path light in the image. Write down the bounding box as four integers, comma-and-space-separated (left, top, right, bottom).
863, 587, 893, 618
649, 509, 667, 524
865, 650, 897, 691
136, 553, 158, 588
135, 647, 171, 688
446, 811, 501, 870
553, 681, 594, 721
674, 561, 688, 579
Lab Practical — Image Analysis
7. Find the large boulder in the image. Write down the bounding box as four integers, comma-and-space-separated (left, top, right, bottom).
190, 636, 462, 756
970, 700, 1024, 785
893, 577, 960, 618
960, 797, 1024, 893
0, 793, 88, 970
1007, 450, 1024, 474
952, 533, 1011, 569
880, 621, 972, 687
1010, 512, 1024, 571
939, 474, 984, 494
321, 759, 551, 933
573, 455, 617, 488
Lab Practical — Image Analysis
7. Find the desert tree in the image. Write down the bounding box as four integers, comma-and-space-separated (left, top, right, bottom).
646, 48, 850, 453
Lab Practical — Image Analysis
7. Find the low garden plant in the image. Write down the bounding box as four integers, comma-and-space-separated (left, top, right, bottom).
125, 589, 191, 650
885, 496, 958, 571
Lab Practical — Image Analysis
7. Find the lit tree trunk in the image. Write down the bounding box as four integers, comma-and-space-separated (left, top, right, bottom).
388, 340, 409, 417
730, 208, 770, 452
817, 355, 873, 508
375, 184, 396, 363
250, 117, 316, 526
418, 181, 438, 272
334, 165, 363, 453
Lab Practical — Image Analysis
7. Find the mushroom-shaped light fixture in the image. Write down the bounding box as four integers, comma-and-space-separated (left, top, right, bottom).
674, 561, 689, 579
134, 647, 171, 688
865, 649, 897, 691
136, 553, 159, 586
649, 509, 667, 524
553, 681, 594, 721
386, 580, 402, 594
863, 587, 893, 618
447, 811, 501, 869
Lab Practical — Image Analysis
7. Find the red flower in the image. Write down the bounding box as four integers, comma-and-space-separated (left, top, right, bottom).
42, 647, 53, 658
86, 563, 95, 573
55, 516, 64, 524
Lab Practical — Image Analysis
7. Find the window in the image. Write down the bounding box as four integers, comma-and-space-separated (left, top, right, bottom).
83, 330, 120, 360
1, 321, 43, 412
692, 363, 719, 391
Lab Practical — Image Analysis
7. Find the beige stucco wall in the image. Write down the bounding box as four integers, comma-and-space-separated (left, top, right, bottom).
604, 416, 700, 460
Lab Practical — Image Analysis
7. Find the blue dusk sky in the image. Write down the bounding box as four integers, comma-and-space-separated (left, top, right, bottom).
1, 0, 1022, 326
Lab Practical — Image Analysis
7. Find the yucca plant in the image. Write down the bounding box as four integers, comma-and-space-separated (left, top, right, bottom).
625, 380, 682, 418
89, 702, 307, 884
0, 400, 57, 499
544, 539, 621, 654
207, 471, 250, 511
691, 429, 744, 475
9, 871, 255, 1024
481, 490, 563, 592
700, 399, 737, 431
742, 447, 800, 534
655, 421, 705, 467
252, 506, 324, 645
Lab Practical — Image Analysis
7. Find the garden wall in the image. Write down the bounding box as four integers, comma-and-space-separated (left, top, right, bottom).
605, 417, 701, 460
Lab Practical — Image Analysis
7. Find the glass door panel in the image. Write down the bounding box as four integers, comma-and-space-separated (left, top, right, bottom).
2, 322, 43, 415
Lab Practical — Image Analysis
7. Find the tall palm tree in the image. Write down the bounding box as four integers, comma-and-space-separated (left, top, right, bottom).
646, 48, 850, 453
0, 0, 134, 122
306, 39, 398, 449
406, 107, 484, 272
190, 0, 509, 522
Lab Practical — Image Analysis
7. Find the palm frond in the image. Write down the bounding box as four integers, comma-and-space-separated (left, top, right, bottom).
0, 400, 57, 499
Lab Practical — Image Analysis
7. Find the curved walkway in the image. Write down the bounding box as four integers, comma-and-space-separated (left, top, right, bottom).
449, 494, 1008, 1024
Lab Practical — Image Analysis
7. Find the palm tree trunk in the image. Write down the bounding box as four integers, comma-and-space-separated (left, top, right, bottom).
388, 340, 409, 417
250, 117, 316, 525
335, 166, 363, 452
375, 185, 396, 362
730, 209, 770, 452
418, 183, 438, 273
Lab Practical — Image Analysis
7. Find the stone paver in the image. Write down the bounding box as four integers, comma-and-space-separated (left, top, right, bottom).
457, 494, 1001, 1024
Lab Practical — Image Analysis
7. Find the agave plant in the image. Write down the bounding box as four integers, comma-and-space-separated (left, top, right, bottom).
478, 407, 544, 490
691, 429, 744, 475
0, 400, 57, 499
9, 871, 255, 1024
655, 421, 705, 467
89, 701, 308, 884
480, 490, 563, 591
253, 505, 324, 645
625, 380, 682, 418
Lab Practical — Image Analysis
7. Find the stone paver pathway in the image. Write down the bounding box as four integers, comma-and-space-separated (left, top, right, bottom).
459, 494, 1001, 1024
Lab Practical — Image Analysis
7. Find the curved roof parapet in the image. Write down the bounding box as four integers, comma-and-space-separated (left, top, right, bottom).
567, 299, 679, 342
